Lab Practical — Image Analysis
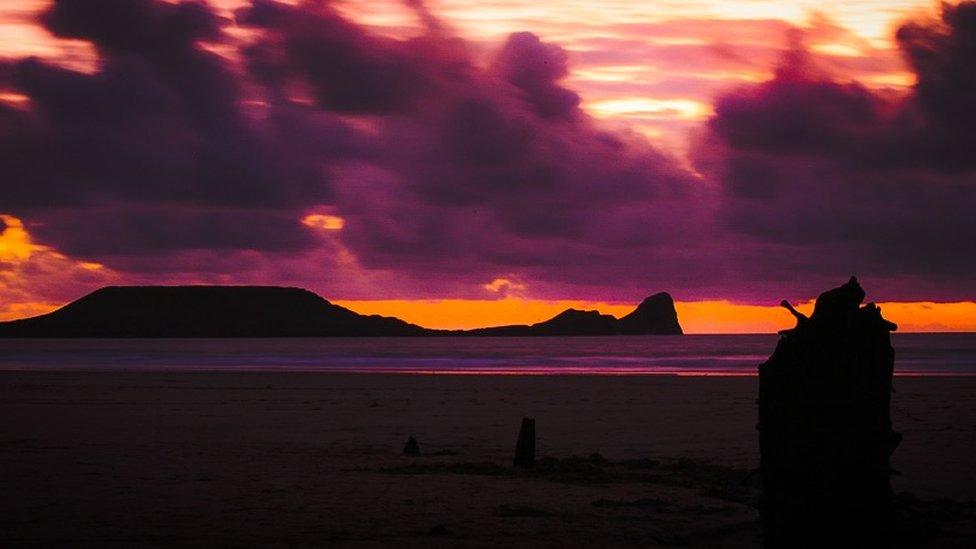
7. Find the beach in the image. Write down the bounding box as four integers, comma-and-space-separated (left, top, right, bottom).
2, 371, 975, 547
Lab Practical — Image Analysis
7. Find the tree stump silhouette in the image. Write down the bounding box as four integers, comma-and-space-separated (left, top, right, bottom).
759, 277, 900, 547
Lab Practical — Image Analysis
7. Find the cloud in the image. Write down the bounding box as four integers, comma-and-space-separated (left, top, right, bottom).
2, 0, 332, 261
709, 44, 890, 159
491, 31, 581, 121
42, 0, 224, 59
699, 1, 976, 300
214, 2, 703, 292
0, 214, 118, 319
0, 0, 974, 306
0, 0, 715, 301
238, 0, 441, 113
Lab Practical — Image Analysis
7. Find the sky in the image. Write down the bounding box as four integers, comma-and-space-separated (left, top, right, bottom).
0, 0, 974, 332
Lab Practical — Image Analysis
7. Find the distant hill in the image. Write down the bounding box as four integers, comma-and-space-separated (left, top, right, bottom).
468, 292, 682, 336
0, 286, 425, 338
0, 286, 682, 338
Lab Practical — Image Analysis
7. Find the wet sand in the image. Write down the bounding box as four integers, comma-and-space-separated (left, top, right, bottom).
2, 372, 975, 547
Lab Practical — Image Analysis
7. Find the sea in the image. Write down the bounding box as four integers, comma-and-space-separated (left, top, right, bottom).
0, 333, 974, 375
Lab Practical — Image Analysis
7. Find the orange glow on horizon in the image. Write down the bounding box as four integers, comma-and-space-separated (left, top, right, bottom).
335, 298, 636, 330
1, 215, 116, 322
334, 298, 976, 334
0, 214, 40, 262
1, 288, 972, 333
0, 301, 59, 322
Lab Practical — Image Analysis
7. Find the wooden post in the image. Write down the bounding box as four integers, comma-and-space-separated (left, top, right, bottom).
403, 436, 420, 456
513, 417, 535, 468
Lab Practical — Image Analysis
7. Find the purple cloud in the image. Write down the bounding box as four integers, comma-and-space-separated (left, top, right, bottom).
700, 2, 976, 301
1, 0, 974, 304
491, 32, 581, 121
2, 0, 333, 259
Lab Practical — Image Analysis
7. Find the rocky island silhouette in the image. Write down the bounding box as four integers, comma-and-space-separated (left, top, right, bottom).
0, 286, 682, 337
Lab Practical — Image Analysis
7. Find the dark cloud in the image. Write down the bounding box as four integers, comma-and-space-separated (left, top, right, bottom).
700, 1, 976, 301
0, 0, 710, 299
894, 0, 976, 171
39, 205, 319, 257
897, 1, 976, 129
237, 0, 459, 113
710, 48, 888, 160
2, 0, 974, 303
50, 0, 713, 297
42, 0, 223, 60
491, 32, 581, 120
1, 0, 332, 259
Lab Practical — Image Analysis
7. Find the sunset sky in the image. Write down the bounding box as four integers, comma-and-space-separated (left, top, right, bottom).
1, 0, 974, 332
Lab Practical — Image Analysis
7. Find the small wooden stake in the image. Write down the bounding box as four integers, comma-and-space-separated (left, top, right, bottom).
513, 417, 536, 468
403, 436, 420, 456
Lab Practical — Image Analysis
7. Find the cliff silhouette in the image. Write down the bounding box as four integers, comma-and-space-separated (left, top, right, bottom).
0, 286, 682, 338
467, 292, 682, 336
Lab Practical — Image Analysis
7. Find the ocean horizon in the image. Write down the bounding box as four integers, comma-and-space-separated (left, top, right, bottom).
2, 333, 973, 376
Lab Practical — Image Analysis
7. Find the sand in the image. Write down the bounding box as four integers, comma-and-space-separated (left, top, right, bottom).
2, 372, 975, 547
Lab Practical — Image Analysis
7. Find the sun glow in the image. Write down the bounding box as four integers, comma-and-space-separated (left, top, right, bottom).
302, 214, 346, 231
0, 214, 117, 322
0, 215, 40, 262
482, 278, 526, 294
334, 298, 636, 330
586, 98, 713, 121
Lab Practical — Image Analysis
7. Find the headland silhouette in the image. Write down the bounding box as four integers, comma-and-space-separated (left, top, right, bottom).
0, 286, 682, 337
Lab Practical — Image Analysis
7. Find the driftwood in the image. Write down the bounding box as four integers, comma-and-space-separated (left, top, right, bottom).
759, 277, 901, 547
514, 417, 536, 468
